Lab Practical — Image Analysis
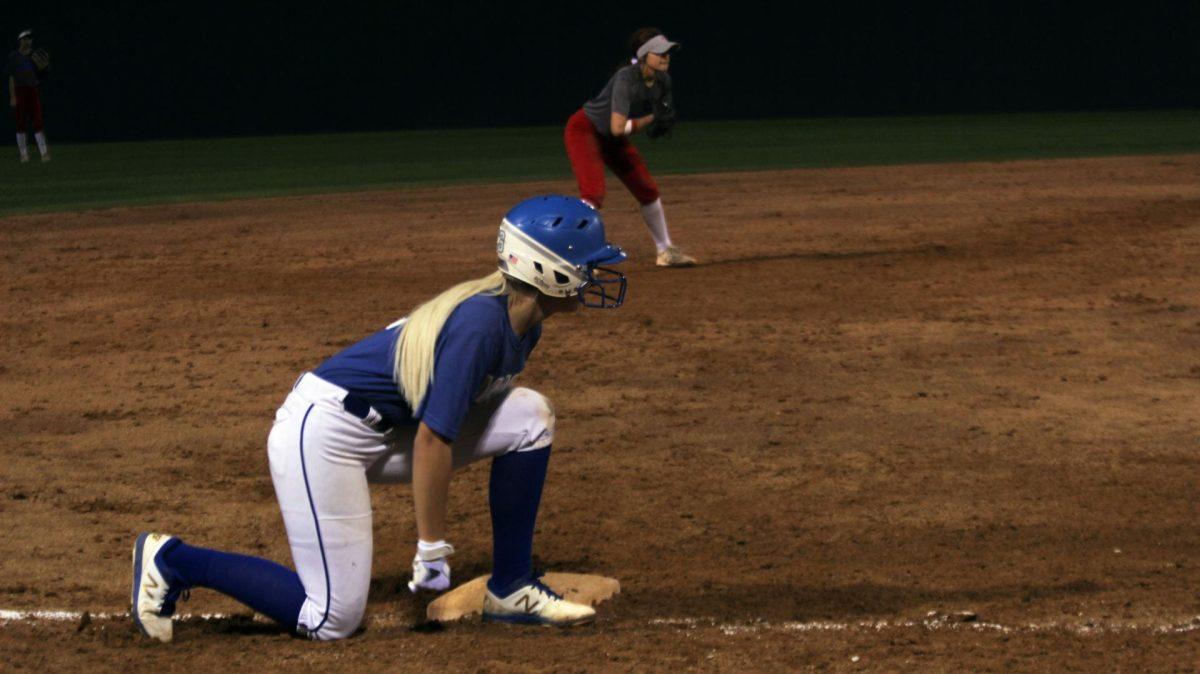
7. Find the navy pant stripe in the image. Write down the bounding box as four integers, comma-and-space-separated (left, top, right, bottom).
297, 403, 332, 634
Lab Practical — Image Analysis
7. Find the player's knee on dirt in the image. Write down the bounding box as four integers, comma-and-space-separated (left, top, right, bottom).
506, 387, 555, 452
296, 528, 373, 641
302, 595, 368, 641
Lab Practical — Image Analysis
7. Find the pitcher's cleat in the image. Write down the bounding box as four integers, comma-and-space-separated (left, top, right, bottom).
40, 153, 50, 163
656, 245, 697, 267
131, 532, 184, 642
482, 578, 596, 627
19, 154, 29, 163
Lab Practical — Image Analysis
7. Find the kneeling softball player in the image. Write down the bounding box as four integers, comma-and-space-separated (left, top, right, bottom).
131, 195, 627, 641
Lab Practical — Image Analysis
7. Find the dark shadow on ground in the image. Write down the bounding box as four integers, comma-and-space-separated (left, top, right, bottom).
644, 244, 952, 271
173, 614, 294, 638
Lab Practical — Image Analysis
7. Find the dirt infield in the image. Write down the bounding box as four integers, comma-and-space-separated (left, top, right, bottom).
2, 155, 1198, 671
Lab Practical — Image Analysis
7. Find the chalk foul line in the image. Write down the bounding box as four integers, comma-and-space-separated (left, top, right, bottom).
649, 613, 1200, 636
3, 608, 1199, 636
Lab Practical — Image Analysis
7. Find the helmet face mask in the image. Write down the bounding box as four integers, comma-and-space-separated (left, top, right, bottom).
497, 196, 627, 309
579, 266, 626, 308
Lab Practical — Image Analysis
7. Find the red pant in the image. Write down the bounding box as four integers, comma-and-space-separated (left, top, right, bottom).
13, 86, 43, 133
563, 109, 659, 208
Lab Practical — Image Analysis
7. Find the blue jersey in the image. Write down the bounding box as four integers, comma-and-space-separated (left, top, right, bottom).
313, 294, 540, 442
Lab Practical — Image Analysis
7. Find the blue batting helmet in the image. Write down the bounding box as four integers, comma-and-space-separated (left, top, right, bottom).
497, 195, 627, 308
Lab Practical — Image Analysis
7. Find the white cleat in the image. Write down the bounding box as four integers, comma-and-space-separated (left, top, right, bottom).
40, 153, 50, 163
483, 578, 596, 627
656, 245, 697, 267
131, 532, 182, 642
19, 155, 29, 163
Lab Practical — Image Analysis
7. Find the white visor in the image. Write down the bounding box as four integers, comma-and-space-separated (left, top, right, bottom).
636, 35, 679, 61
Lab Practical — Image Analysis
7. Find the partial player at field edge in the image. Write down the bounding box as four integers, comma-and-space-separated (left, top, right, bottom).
6, 29, 51, 163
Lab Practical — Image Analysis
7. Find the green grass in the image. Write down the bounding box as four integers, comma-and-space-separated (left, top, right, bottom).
1, 110, 1198, 216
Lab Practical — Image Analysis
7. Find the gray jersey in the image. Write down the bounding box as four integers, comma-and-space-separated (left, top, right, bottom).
583, 65, 672, 137
6, 51, 40, 87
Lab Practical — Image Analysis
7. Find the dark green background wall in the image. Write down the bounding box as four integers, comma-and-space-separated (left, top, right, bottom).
4, 1, 1198, 142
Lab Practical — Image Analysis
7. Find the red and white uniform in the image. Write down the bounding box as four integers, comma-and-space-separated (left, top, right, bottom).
565, 64, 673, 208
7, 50, 44, 133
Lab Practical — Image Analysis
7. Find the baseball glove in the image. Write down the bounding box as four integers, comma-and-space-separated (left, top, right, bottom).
646, 78, 676, 139
30, 48, 50, 71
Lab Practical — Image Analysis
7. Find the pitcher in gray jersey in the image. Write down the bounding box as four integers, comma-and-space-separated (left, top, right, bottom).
563, 28, 697, 268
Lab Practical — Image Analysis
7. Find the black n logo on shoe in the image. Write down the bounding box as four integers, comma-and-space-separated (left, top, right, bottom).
516, 594, 540, 614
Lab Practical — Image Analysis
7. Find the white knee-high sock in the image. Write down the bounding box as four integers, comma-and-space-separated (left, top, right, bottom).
34, 132, 47, 156
639, 198, 672, 252
16, 133, 28, 158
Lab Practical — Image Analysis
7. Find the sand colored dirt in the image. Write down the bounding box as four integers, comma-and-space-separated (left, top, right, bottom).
1, 155, 1199, 671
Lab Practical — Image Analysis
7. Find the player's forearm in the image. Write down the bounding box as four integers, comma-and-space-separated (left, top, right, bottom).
610, 112, 655, 137
609, 112, 628, 136
412, 422, 453, 541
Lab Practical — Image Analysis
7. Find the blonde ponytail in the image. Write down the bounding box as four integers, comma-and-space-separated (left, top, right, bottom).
395, 271, 511, 410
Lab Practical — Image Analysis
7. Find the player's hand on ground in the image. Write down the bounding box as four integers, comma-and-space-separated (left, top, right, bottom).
408, 556, 452, 593
407, 542, 455, 593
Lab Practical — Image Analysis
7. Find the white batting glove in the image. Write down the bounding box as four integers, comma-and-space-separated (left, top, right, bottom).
407, 541, 454, 593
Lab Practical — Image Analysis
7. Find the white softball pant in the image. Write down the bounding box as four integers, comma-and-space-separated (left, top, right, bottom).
267, 373, 554, 640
